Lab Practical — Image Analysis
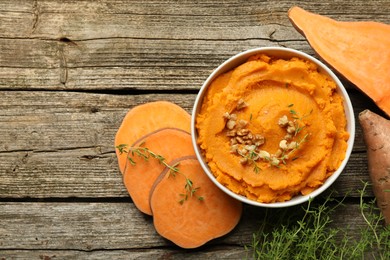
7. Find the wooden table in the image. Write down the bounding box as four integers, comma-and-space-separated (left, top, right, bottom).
1, 1, 388, 258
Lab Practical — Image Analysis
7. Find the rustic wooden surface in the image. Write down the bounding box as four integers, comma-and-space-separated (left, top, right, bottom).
1, 0, 389, 259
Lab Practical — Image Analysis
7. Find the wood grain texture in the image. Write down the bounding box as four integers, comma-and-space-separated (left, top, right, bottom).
1, 0, 389, 40
0, 92, 194, 152
0, 247, 249, 260
0, 149, 371, 198
0, 1, 389, 91
0, 90, 374, 198
0, 90, 377, 153
0, 0, 388, 257
0, 37, 308, 91
0, 202, 374, 251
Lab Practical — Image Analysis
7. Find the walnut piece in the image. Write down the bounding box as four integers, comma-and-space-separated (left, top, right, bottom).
278, 115, 289, 127
226, 119, 236, 130
237, 99, 248, 110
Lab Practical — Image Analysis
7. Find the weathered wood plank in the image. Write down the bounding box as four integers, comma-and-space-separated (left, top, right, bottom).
0, 202, 376, 251
0, 147, 371, 198
0, 0, 387, 258
0, 36, 389, 94
1, 0, 389, 40
0, 91, 378, 153
0, 247, 250, 260
0, 92, 195, 152
0, 90, 376, 198
1, 1, 389, 92
0, 38, 316, 91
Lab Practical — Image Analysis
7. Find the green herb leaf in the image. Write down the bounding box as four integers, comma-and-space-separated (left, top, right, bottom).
290, 109, 297, 115
115, 144, 204, 205
248, 184, 390, 259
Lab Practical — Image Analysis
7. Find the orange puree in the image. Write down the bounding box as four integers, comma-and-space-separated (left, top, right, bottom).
196, 54, 349, 203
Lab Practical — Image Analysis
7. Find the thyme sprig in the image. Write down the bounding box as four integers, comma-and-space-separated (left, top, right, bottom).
276, 132, 310, 164
238, 132, 310, 172
248, 183, 390, 259
224, 100, 313, 173
116, 143, 204, 204
239, 149, 262, 173
117, 143, 179, 175
289, 106, 313, 137
179, 178, 204, 205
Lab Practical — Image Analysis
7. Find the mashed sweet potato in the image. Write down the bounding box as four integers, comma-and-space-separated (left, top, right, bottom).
196, 54, 349, 203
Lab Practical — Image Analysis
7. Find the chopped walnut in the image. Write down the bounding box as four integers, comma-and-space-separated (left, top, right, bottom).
230, 144, 239, 153
222, 105, 313, 171
279, 140, 288, 150
244, 145, 256, 152
238, 148, 248, 155
237, 119, 248, 128
271, 157, 280, 166
237, 99, 248, 110
226, 119, 236, 130
223, 112, 231, 119
274, 149, 283, 158
230, 113, 238, 120
242, 135, 251, 140
278, 115, 289, 127
226, 130, 237, 137
236, 136, 245, 144
254, 134, 265, 146
237, 128, 249, 136
239, 157, 248, 165
222, 105, 311, 171
287, 125, 296, 134
288, 141, 297, 150
258, 150, 270, 159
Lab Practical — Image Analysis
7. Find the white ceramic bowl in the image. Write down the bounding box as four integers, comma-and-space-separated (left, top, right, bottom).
191, 47, 355, 208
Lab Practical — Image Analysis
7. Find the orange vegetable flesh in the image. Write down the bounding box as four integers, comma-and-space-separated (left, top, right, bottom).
115, 101, 191, 174
150, 156, 242, 249
195, 55, 349, 203
288, 6, 390, 116
122, 128, 195, 215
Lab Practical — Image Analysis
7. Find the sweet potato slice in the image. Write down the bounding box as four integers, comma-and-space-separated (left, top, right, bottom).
115, 101, 191, 174
288, 6, 390, 116
359, 110, 390, 225
150, 156, 243, 248
122, 128, 195, 216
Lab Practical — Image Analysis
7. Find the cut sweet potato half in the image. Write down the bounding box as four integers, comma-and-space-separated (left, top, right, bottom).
288, 6, 390, 116
115, 101, 191, 174
359, 109, 390, 225
150, 156, 243, 249
122, 128, 195, 216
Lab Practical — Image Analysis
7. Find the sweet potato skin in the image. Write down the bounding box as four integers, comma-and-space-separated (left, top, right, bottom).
150, 156, 242, 248
359, 109, 390, 225
122, 128, 195, 216
288, 6, 390, 117
115, 101, 191, 174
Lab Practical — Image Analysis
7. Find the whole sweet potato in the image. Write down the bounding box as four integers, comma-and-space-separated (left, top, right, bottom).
359, 109, 390, 225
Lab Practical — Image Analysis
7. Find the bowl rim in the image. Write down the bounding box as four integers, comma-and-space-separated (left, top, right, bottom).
191, 47, 355, 208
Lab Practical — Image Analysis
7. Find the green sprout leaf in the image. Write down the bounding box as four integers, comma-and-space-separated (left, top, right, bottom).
115, 144, 204, 205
